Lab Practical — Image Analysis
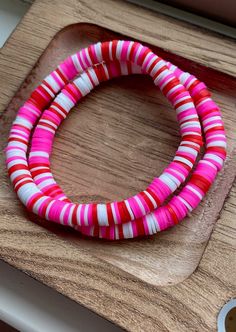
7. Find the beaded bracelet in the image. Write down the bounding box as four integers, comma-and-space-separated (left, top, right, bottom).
5, 41, 226, 239
29, 59, 226, 239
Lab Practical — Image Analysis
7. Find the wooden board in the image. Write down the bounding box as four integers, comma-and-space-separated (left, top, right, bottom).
0, 1, 235, 331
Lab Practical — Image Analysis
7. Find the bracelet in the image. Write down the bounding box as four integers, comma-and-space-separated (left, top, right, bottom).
5, 41, 226, 239
78, 61, 226, 239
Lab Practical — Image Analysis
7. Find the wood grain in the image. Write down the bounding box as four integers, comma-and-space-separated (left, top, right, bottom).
0, 1, 235, 331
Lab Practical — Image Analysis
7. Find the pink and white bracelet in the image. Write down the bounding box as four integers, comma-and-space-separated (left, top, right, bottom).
6, 40, 226, 239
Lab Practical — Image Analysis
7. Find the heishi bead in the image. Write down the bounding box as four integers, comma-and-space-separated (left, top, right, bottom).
5, 41, 226, 240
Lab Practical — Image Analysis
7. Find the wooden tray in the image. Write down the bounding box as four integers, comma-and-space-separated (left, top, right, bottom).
0, 1, 235, 331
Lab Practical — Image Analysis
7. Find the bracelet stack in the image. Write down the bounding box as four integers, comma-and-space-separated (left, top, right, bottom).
5, 40, 226, 240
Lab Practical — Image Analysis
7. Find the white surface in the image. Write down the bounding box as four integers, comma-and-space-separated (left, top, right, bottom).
0, 260, 122, 332
0, 0, 30, 47
128, 0, 236, 39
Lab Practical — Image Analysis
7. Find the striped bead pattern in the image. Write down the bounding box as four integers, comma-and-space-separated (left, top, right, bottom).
5, 40, 226, 240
